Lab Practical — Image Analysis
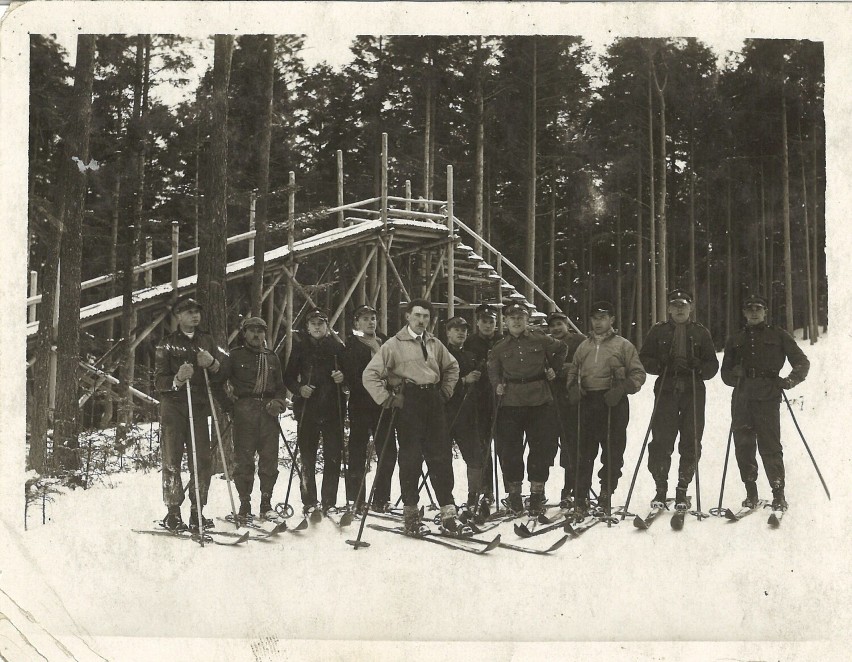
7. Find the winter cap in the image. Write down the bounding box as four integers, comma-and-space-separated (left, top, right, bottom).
475, 303, 498, 320
742, 294, 768, 309
590, 301, 615, 316
172, 295, 203, 314
240, 316, 268, 331
305, 308, 329, 323
547, 311, 569, 324
446, 316, 470, 330
353, 304, 377, 320
503, 302, 531, 317
668, 289, 693, 305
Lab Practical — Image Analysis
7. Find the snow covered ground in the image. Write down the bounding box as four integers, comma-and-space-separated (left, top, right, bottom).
2, 330, 850, 661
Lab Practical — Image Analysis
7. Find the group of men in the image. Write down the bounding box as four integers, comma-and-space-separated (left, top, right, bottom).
153, 286, 809, 536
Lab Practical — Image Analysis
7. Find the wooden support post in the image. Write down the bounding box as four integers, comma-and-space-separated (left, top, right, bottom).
380, 133, 389, 333
288, 171, 295, 255
130, 310, 169, 351
171, 221, 180, 294
48, 259, 59, 413
249, 190, 257, 258
285, 279, 294, 365
281, 264, 319, 311
405, 180, 412, 212
357, 245, 367, 305
144, 236, 153, 288
424, 246, 447, 299
496, 253, 503, 330
28, 270, 38, 323
378, 236, 410, 301
447, 165, 455, 318
337, 150, 345, 228
330, 243, 380, 326
285, 170, 296, 364
266, 280, 275, 331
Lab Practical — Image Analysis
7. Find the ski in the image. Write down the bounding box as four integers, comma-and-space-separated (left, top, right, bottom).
671, 497, 692, 531
430, 513, 500, 536
515, 515, 567, 538
453, 533, 570, 555
633, 499, 675, 530
768, 509, 786, 528
134, 526, 250, 546
724, 499, 769, 522
367, 523, 500, 555
564, 517, 601, 538
218, 516, 305, 535
324, 508, 354, 528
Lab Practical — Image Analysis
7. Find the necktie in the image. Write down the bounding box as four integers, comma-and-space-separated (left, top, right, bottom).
417, 335, 428, 361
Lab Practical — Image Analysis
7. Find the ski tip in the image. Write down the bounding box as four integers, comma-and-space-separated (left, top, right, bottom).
236, 531, 251, 544
345, 539, 370, 550
339, 513, 354, 528
514, 523, 532, 538
547, 535, 570, 552
768, 514, 780, 528
483, 535, 502, 552
291, 518, 308, 531
724, 509, 738, 521
670, 516, 684, 531
633, 516, 648, 530
563, 521, 578, 535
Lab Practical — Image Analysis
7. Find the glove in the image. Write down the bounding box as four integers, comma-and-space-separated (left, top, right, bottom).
731, 365, 745, 378
266, 400, 286, 417
197, 349, 215, 369
299, 385, 316, 399
545, 367, 556, 381
604, 383, 627, 407
567, 383, 582, 406
464, 370, 482, 385
495, 383, 506, 397
331, 369, 344, 385
777, 377, 793, 390
176, 363, 194, 383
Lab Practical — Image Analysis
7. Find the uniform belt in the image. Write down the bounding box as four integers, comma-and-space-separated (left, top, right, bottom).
744, 368, 777, 379
406, 382, 440, 391
504, 374, 546, 384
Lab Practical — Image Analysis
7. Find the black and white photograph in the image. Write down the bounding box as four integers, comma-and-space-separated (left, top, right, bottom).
2, 2, 851, 660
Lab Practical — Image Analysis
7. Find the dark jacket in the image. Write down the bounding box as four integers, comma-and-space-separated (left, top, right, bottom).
154, 328, 226, 405
639, 320, 719, 392
466, 331, 503, 412
340, 332, 387, 411
550, 332, 586, 396
721, 323, 809, 400
283, 332, 345, 417
446, 343, 483, 411
220, 345, 288, 406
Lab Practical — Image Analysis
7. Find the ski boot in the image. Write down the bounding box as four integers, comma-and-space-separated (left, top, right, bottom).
439, 504, 473, 536
674, 486, 689, 512
528, 481, 546, 516
189, 508, 214, 531
742, 481, 759, 509
477, 494, 494, 521
559, 486, 574, 510
238, 498, 253, 523
162, 505, 186, 532
402, 505, 429, 537
651, 482, 668, 509
504, 481, 524, 515
596, 490, 611, 515
258, 494, 276, 520
370, 501, 393, 513
771, 487, 788, 511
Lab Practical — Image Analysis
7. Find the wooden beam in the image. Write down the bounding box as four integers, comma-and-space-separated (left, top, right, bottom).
130, 309, 168, 351
330, 242, 379, 326
424, 246, 447, 299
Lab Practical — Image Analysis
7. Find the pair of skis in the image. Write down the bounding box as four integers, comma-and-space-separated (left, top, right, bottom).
133, 521, 252, 546
725, 499, 787, 527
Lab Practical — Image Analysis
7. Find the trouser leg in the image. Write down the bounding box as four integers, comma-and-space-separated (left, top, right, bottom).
526, 403, 558, 483
754, 399, 784, 490
160, 400, 188, 507
257, 409, 280, 497
598, 398, 629, 494
232, 400, 258, 499
320, 416, 343, 508
647, 393, 678, 486
495, 406, 526, 485
298, 413, 320, 507
421, 392, 454, 506
676, 388, 705, 487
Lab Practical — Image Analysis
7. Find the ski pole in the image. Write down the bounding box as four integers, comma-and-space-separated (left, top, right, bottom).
185, 376, 204, 547
713, 375, 741, 516
605, 405, 613, 527
690, 369, 705, 520
333, 356, 348, 508
491, 390, 504, 509
620, 366, 669, 521
350, 406, 388, 514
275, 419, 303, 520
782, 391, 831, 500
204, 368, 239, 529
295, 366, 314, 510
347, 399, 400, 549
573, 391, 582, 513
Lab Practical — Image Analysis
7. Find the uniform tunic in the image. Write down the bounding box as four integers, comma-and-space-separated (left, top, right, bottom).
639, 320, 719, 488
446, 343, 485, 473
154, 328, 226, 508
553, 332, 586, 495
487, 329, 568, 485
220, 345, 288, 501
721, 322, 809, 489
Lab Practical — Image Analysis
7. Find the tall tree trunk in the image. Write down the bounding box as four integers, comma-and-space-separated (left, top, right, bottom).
525, 38, 537, 302
199, 35, 234, 346
548, 190, 555, 312
647, 72, 657, 325
615, 189, 622, 327
53, 35, 96, 475
636, 156, 644, 346
251, 35, 275, 317
810, 125, 820, 336
760, 162, 767, 294
423, 71, 432, 204
726, 163, 733, 339
688, 156, 696, 307
781, 91, 794, 333
798, 121, 815, 344
473, 36, 485, 256
651, 57, 668, 320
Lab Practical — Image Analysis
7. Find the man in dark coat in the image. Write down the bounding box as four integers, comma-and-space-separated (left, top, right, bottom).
283, 308, 345, 515
219, 316, 289, 520
639, 290, 719, 511
153, 295, 227, 531
721, 295, 810, 511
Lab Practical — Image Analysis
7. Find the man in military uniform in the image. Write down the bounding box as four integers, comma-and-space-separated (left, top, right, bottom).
443, 316, 485, 513
339, 304, 395, 513
547, 311, 586, 508
153, 294, 226, 531
566, 301, 646, 515
487, 302, 568, 516
721, 294, 810, 511
639, 290, 719, 511
219, 316, 289, 520
362, 298, 461, 535
464, 303, 502, 513
283, 308, 346, 515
